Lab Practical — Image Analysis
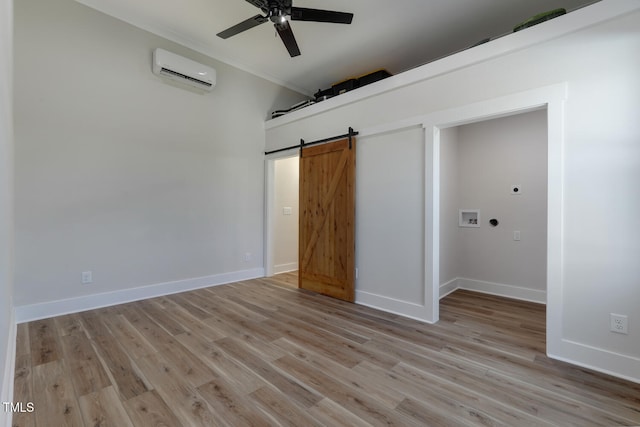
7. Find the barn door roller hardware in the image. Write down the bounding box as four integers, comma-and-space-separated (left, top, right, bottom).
264, 127, 358, 156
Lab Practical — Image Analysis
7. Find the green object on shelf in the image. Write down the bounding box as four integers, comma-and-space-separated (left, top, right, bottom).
513, 8, 567, 32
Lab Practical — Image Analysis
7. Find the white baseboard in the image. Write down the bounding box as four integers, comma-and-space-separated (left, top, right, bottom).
273, 262, 298, 275
451, 277, 546, 304
439, 278, 459, 299
355, 290, 436, 324
1, 308, 16, 427
549, 339, 640, 385
14, 268, 265, 323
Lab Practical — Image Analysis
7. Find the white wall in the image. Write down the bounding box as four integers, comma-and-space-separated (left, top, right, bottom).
0, 0, 14, 421
356, 127, 425, 310
446, 110, 547, 300
273, 156, 298, 273
13, 0, 304, 314
265, 4, 640, 382
439, 127, 459, 290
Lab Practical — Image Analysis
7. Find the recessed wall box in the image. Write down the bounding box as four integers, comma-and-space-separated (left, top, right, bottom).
459, 210, 480, 228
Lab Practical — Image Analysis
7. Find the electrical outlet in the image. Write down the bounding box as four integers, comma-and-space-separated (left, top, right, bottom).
610, 313, 628, 334
244, 252, 252, 262
81, 271, 93, 284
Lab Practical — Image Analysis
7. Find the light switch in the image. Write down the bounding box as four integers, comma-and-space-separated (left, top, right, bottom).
283, 207, 292, 215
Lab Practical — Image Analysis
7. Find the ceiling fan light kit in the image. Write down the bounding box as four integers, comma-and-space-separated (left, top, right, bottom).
217, 0, 353, 57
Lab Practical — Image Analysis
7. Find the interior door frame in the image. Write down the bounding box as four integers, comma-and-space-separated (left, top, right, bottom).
264, 83, 567, 357
424, 83, 567, 358
264, 149, 299, 278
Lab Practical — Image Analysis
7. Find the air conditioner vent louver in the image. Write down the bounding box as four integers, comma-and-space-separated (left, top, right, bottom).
159, 68, 212, 88
152, 48, 216, 92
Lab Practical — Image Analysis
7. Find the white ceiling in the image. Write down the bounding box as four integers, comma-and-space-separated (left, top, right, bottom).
75, 0, 597, 95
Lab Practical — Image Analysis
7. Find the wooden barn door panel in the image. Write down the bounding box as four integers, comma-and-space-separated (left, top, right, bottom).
299, 138, 355, 302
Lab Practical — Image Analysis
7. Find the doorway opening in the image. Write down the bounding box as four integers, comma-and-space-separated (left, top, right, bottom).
424, 83, 566, 358
265, 154, 299, 287
437, 108, 548, 331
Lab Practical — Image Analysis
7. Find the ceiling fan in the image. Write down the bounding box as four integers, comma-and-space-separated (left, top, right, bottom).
217, 0, 354, 57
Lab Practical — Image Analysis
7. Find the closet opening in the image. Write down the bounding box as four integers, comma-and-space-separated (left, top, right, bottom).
436, 107, 548, 347
264, 153, 299, 288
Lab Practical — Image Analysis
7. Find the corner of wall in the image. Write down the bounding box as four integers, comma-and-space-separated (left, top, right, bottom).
1, 309, 16, 427
549, 340, 640, 384
15, 268, 264, 323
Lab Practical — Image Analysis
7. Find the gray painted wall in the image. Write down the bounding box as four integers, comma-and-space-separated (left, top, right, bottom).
273, 156, 298, 273
442, 110, 548, 291
0, 0, 14, 419
13, 0, 304, 306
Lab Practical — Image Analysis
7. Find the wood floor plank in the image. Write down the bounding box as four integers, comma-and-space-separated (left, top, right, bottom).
273, 337, 405, 409
59, 332, 112, 397
196, 377, 273, 427
54, 313, 84, 337
143, 297, 225, 343
175, 331, 266, 396
31, 360, 84, 426
29, 318, 61, 366
119, 305, 216, 388
248, 386, 325, 427
123, 390, 183, 427
307, 398, 374, 427
78, 386, 134, 427
78, 311, 149, 400
15, 322, 31, 359
396, 397, 494, 427
11, 354, 35, 427
134, 352, 222, 427
272, 353, 422, 426
12, 273, 640, 426
100, 314, 157, 360
214, 336, 323, 409
136, 299, 186, 336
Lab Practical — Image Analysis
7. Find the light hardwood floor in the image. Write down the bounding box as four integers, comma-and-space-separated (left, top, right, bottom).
12, 272, 640, 426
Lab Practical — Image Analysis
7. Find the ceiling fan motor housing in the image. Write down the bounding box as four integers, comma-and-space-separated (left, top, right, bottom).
217, 0, 352, 57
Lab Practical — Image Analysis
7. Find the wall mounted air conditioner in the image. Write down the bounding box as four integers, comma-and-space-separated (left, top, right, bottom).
152, 48, 216, 92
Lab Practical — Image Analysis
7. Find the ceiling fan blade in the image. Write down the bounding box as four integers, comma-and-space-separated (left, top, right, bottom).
290, 7, 353, 24
275, 21, 300, 57
244, 0, 269, 13
217, 14, 268, 39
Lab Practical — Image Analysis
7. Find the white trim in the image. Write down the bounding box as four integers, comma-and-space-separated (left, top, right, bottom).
265, 0, 640, 130
264, 157, 276, 277
439, 277, 546, 304
15, 268, 264, 323
549, 340, 640, 384
1, 309, 16, 427
273, 263, 298, 275
423, 83, 567, 314
424, 83, 565, 358
456, 278, 546, 304
264, 151, 300, 278
439, 278, 459, 299
426, 125, 440, 322
355, 290, 436, 324
351, 85, 564, 325
545, 97, 566, 357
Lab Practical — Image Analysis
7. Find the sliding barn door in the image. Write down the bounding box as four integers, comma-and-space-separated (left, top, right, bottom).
299, 138, 355, 302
